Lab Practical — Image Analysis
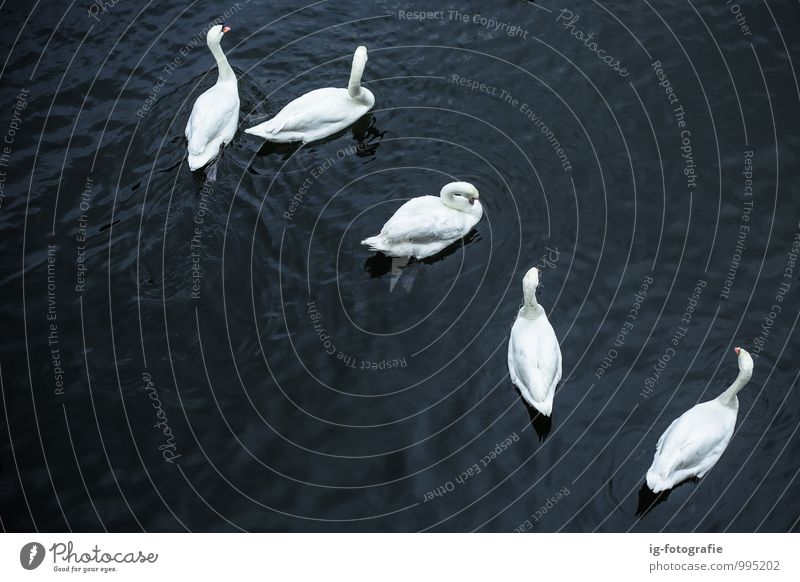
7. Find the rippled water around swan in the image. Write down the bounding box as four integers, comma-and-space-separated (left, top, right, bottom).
1, 0, 799, 532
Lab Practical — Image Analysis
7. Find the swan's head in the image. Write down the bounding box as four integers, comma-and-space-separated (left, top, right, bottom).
520, 267, 542, 313
207, 24, 230, 47
441, 182, 479, 207
354, 45, 368, 66
734, 346, 754, 377
523, 267, 541, 293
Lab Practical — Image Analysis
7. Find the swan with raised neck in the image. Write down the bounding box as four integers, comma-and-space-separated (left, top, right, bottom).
717, 346, 754, 408
519, 267, 544, 320
507, 265, 562, 417
645, 346, 755, 493
184, 23, 240, 173
244, 45, 375, 143
348, 45, 370, 102
207, 24, 235, 83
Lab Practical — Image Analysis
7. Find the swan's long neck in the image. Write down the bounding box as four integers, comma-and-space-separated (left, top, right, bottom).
348, 53, 367, 99
210, 41, 235, 84
440, 186, 472, 213
441, 188, 458, 208
520, 287, 542, 319
717, 367, 752, 407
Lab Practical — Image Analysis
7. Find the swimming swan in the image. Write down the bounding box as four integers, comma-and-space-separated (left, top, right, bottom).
185, 24, 240, 172
646, 347, 754, 493
507, 267, 562, 417
245, 46, 374, 143
361, 182, 482, 259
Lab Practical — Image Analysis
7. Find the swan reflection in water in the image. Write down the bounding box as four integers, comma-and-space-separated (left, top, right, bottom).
516, 392, 552, 441
635, 478, 699, 518
363, 229, 480, 292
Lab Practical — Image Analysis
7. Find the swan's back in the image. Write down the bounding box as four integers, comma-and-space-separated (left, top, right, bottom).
508, 312, 562, 416
646, 400, 736, 492
381, 196, 475, 243
245, 87, 372, 142
185, 84, 239, 164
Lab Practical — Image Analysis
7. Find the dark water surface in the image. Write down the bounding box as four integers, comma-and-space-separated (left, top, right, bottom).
1, 0, 799, 532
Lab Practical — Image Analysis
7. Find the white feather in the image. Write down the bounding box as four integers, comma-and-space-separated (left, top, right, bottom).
185, 25, 240, 171
361, 182, 483, 259
646, 348, 754, 492
245, 46, 374, 143
508, 268, 562, 417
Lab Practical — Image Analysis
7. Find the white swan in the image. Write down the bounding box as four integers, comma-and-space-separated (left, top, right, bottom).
361, 182, 482, 259
646, 347, 754, 493
245, 46, 374, 143
185, 24, 240, 172
507, 267, 562, 417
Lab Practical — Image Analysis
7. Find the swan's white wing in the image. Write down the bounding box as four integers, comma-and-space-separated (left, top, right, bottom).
509, 316, 561, 413
380, 196, 470, 243
651, 402, 733, 475
515, 354, 550, 404
524, 321, 561, 396
186, 87, 238, 155
257, 88, 355, 135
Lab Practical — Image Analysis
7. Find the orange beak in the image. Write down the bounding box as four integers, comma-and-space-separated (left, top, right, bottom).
222, 25, 231, 33
734, 347, 740, 355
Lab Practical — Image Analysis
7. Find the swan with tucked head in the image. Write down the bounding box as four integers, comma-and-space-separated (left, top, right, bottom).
184, 24, 240, 173
361, 181, 482, 259
507, 267, 562, 417
245, 46, 375, 143
646, 347, 754, 493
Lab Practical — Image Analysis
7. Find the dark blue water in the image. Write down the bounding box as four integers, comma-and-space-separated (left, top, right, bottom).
1, 0, 799, 532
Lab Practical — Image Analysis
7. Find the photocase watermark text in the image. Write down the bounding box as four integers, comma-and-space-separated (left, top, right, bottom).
307, 299, 406, 371
450, 73, 572, 172
87, 0, 123, 22
398, 10, 529, 38
423, 432, 519, 502
652, 60, 697, 192
46, 244, 65, 396
514, 486, 571, 531
595, 273, 653, 380
752, 223, 800, 359
555, 8, 629, 77
142, 372, 181, 463
74, 177, 94, 293
720, 150, 754, 300
0, 88, 29, 213
285, 142, 369, 220
641, 279, 706, 398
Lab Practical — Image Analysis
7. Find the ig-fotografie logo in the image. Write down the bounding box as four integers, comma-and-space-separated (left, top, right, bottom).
20, 542, 46, 570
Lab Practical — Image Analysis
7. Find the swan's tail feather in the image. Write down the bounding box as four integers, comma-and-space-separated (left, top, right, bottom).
187, 153, 206, 172
537, 400, 553, 417
645, 470, 670, 493
647, 477, 667, 493
361, 235, 385, 252
187, 137, 206, 157
245, 117, 286, 138
526, 398, 552, 417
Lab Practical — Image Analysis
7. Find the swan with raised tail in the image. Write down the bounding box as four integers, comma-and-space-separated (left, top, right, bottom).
245, 46, 374, 143
507, 267, 562, 417
646, 347, 754, 493
361, 182, 482, 259
185, 24, 240, 174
